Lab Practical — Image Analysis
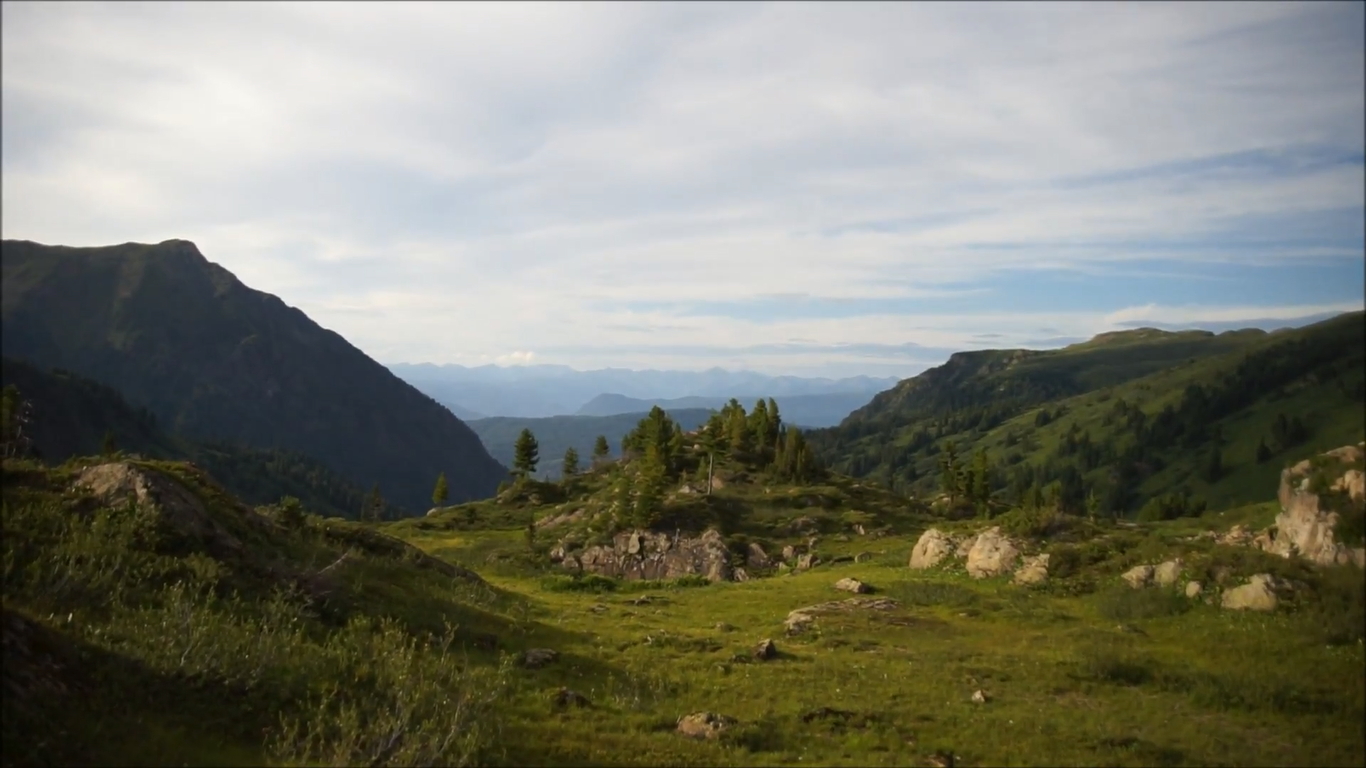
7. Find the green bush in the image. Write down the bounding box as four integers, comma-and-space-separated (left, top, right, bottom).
883, 580, 979, 608
539, 574, 619, 593
1095, 586, 1191, 621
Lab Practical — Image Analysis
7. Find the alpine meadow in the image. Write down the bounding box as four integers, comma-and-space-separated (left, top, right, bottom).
2, 3, 1364, 768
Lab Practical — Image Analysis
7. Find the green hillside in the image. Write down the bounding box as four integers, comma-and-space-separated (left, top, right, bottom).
1, 358, 401, 520
813, 312, 1365, 515
468, 409, 714, 480
0, 239, 505, 511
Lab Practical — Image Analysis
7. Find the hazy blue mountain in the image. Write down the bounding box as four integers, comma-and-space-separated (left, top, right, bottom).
388, 362, 898, 418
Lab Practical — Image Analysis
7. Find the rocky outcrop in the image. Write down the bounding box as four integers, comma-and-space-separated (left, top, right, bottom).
834, 577, 871, 594
1122, 565, 1155, 589
783, 597, 899, 635
562, 528, 733, 582
966, 527, 1019, 579
746, 543, 772, 569
1013, 554, 1050, 586
676, 712, 735, 739
1153, 559, 1183, 587
1260, 444, 1365, 567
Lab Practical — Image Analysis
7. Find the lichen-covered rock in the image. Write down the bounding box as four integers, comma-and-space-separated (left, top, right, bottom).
909, 528, 959, 569
754, 638, 777, 660
1122, 564, 1155, 589
834, 577, 870, 594
1012, 554, 1049, 586
746, 542, 772, 569
571, 528, 733, 581
521, 648, 559, 669
676, 711, 736, 739
965, 527, 1019, 579
1221, 574, 1286, 612
1258, 445, 1366, 567
1184, 581, 1203, 599
783, 597, 900, 635
795, 553, 819, 571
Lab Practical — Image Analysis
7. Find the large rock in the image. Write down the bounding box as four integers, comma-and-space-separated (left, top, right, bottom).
746, 543, 772, 569
909, 528, 959, 569
965, 527, 1020, 579
1260, 445, 1366, 567
834, 577, 871, 594
1122, 565, 1155, 589
783, 597, 900, 635
567, 528, 733, 582
1221, 574, 1286, 612
1153, 559, 1183, 588
1013, 554, 1050, 586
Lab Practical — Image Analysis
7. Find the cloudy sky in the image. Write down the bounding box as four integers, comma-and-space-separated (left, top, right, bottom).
3, 1, 1363, 377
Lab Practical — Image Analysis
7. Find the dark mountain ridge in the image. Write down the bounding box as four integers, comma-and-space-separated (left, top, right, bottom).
0, 238, 505, 511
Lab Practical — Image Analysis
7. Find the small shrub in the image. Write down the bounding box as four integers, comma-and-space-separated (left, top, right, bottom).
1094, 586, 1190, 621
539, 574, 618, 593
1080, 648, 1155, 686
883, 581, 979, 608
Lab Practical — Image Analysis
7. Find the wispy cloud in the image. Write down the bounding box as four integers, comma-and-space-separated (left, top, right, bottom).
2, 1, 1362, 376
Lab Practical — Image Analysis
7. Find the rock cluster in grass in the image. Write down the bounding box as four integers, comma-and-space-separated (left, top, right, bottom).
909, 526, 1041, 582
555, 528, 733, 581
676, 711, 736, 739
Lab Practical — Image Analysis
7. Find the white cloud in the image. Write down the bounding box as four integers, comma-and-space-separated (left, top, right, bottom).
2, 1, 1361, 375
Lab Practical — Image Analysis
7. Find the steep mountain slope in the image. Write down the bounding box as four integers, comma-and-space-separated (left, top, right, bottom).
814, 312, 1365, 514
1, 357, 400, 519
467, 409, 714, 480
574, 391, 878, 427
0, 239, 505, 511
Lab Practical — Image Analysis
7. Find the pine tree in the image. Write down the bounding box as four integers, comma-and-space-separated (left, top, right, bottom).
102, 430, 117, 456
593, 435, 611, 466
432, 472, 449, 507
969, 447, 991, 514
562, 446, 580, 478
513, 428, 540, 478
525, 513, 537, 553
1255, 437, 1272, 464
938, 441, 962, 503
1204, 445, 1224, 483
364, 483, 384, 523
278, 496, 306, 529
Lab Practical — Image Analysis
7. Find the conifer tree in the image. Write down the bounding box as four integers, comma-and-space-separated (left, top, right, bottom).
513, 428, 540, 478
102, 430, 117, 456
365, 483, 384, 523
938, 441, 962, 504
1255, 437, 1272, 464
562, 446, 580, 478
432, 472, 449, 507
593, 435, 611, 465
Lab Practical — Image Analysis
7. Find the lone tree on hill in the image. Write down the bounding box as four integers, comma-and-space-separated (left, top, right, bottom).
938, 441, 962, 504
364, 483, 385, 522
513, 428, 540, 478
562, 446, 580, 477
102, 430, 118, 456
592, 434, 611, 465
432, 472, 449, 507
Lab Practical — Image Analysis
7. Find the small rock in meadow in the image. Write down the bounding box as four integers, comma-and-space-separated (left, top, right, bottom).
521, 648, 559, 669
1184, 581, 1203, 599
970, 689, 989, 704
927, 751, 957, 768
796, 553, 819, 571
550, 687, 591, 708
834, 577, 871, 594
1221, 573, 1283, 612
1012, 554, 1050, 586
714, 622, 736, 632
676, 711, 736, 739
754, 638, 778, 660
1153, 559, 1183, 587
854, 551, 874, 563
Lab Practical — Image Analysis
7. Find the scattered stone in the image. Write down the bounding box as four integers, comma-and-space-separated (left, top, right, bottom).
747, 542, 772, 569
550, 687, 591, 708
733, 567, 750, 582
573, 528, 734, 582
754, 638, 778, 660
854, 551, 874, 563
834, 577, 871, 594
1122, 564, 1155, 589
965, 527, 1020, 579
1013, 554, 1050, 586
521, 648, 559, 669
676, 711, 736, 739
715, 622, 735, 632
784, 611, 816, 635
777, 562, 792, 575
784, 596, 900, 634
854, 524, 867, 536
1261, 449, 1366, 567
1184, 581, 1203, 599
1221, 573, 1285, 612
588, 603, 609, 614
1153, 559, 1183, 588
800, 706, 859, 724
1217, 524, 1254, 547
909, 528, 958, 569
796, 553, 819, 571
970, 689, 989, 704
927, 751, 957, 768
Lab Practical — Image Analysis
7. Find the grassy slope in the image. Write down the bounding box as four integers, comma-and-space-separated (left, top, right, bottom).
5, 450, 1364, 767
818, 312, 1365, 511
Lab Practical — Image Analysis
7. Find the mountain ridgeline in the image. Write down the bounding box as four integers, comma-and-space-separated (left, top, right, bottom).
0, 239, 505, 512
811, 312, 1366, 515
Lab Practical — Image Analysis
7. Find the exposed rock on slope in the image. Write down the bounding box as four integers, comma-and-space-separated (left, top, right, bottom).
1258, 443, 1365, 568
559, 529, 733, 582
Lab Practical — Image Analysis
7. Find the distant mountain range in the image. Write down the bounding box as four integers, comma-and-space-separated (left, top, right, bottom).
387, 362, 897, 421
1, 239, 506, 513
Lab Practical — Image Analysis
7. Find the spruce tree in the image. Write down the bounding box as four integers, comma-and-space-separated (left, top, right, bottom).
562, 446, 580, 477
513, 428, 540, 478
102, 430, 117, 456
938, 441, 962, 504
432, 472, 449, 507
1255, 437, 1272, 464
593, 435, 611, 465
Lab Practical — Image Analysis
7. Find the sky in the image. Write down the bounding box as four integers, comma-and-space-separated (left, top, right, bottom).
3, 1, 1363, 378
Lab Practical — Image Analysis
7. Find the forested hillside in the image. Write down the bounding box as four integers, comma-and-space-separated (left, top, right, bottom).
1, 358, 400, 520
812, 312, 1366, 516
0, 239, 505, 511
